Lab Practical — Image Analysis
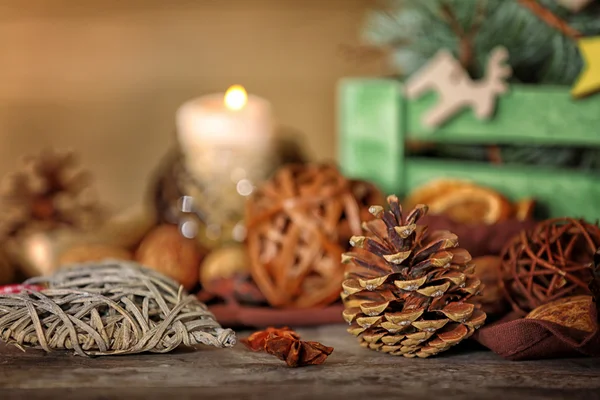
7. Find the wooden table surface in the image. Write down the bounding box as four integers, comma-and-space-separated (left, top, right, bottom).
1, 324, 599, 400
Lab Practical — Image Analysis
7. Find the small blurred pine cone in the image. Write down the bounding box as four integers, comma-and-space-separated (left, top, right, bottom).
0, 148, 106, 240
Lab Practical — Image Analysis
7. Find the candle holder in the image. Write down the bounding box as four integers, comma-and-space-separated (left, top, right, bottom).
151, 140, 305, 250
151, 146, 279, 249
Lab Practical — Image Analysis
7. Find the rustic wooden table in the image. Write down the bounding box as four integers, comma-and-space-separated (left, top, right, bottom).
1, 324, 599, 400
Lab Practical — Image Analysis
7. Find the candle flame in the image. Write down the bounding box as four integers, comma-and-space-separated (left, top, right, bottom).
224, 85, 248, 110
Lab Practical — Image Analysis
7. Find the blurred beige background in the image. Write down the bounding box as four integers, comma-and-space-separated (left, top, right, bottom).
0, 0, 383, 210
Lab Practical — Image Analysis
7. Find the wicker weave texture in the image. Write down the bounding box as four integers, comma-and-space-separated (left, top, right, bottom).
500, 218, 599, 314
245, 164, 383, 309
0, 261, 236, 356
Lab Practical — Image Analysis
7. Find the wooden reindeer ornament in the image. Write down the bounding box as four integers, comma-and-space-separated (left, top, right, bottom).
405, 47, 512, 128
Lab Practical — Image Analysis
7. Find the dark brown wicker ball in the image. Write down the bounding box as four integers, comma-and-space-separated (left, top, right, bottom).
245, 163, 383, 309
500, 217, 600, 314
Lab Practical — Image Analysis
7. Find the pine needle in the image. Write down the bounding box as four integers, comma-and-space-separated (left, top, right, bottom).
362, 0, 600, 84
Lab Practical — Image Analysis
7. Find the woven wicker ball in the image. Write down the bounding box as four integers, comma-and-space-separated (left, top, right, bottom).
245, 164, 383, 309
500, 217, 600, 314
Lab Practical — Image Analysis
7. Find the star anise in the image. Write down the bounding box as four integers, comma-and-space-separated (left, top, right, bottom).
240, 327, 298, 352
241, 327, 334, 367
264, 333, 334, 367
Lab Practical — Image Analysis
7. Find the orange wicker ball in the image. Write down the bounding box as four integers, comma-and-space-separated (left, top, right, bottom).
500, 217, 600, 314
245, 164, 383, 309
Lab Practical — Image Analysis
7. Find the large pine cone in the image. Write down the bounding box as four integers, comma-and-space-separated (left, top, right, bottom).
341, 195, 486, 358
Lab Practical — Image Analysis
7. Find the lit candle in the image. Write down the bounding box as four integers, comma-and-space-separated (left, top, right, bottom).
176, 86, 274, 175
174, 86, 277, 245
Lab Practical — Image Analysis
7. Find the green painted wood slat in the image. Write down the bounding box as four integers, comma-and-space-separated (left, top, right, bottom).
337, 78, 405, 194
407, 85, 600, 145
337, 78, 600, 221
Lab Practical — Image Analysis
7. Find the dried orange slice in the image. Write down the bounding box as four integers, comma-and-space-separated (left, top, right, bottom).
404, 179, 475, 210
405, 179, 536, 225
426, 185, 512, 225
405, 179, 513, 225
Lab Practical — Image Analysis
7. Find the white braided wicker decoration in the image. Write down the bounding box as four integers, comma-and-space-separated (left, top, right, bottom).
0, 260, 236, 356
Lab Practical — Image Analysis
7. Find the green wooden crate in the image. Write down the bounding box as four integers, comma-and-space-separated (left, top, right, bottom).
337, 78, 600, 221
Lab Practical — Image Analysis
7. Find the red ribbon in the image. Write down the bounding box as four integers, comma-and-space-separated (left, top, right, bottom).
0, 284, 44, 295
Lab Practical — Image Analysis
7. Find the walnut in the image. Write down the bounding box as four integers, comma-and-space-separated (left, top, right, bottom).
199, 245, 248, 288
526, 295, 595, 333
135, 224, 204, 290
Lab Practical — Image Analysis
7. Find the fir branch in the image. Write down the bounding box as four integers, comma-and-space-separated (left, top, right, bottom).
517, 0, 582, 39
362, 0, 600, 84
439, 0, 487, 72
